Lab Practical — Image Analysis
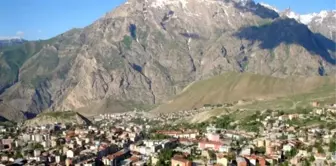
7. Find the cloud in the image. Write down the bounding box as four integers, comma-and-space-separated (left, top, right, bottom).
16, 31, 24, 37
38, 30, 42, 33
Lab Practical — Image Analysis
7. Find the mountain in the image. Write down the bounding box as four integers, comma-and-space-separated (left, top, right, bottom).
260, 4, 336, 41
0, 0, 335, 121
0, 37, 26, 49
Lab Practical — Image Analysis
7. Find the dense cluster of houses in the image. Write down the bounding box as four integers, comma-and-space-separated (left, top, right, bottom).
0, 103, 334, 166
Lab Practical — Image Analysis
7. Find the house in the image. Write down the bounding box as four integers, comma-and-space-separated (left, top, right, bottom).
66, 150, 74, 158
151, 155, 159, 166
311, 101, 320, 107
288, 114, 299, 120
216, 154, 228, 166
331, 152, 336, 161
34, 150, 42, 157
171, 155, 192, 166
156, 130, 198, 139
253, 139, 265, 147
282, 144, 293, 152
244, 155, 266, 166
198, 141, 223, 151
103, 149, 130, 166
206, 125, 220, 133
314, 109, 325, 115
314, 153, 326, 166
207, 133, 220, 142
278, 115, 288, 121
290, 156, 302, 165
236, 157, 248, 166
297, 150, 308, 157
240, 147, 252, 156
1, 139, 13, 150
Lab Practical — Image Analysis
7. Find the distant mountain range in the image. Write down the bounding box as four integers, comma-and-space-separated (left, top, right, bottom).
260, 3, 336, 41
0, 0, 335, 122
0, 37, 26, 49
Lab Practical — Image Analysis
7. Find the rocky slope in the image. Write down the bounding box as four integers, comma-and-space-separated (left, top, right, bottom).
0, 0, 335, 121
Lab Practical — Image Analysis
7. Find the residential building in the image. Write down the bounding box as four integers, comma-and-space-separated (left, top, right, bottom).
171, 155, 192, 166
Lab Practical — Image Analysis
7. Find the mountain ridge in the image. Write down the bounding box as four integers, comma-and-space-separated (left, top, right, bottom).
0, 0, 335, 122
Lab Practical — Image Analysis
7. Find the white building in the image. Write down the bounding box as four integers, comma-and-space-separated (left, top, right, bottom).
66, 150, 74, 158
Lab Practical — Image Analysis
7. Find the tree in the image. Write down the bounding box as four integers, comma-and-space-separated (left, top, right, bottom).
309, 155, 315, 162
284, 148, 297, 159
255, 147, 266, 154
150, 134, 170, 140
303, 159, 311, 166
158, 149, 174, 166
32, 143, 44, 149
329, 141, 336, 152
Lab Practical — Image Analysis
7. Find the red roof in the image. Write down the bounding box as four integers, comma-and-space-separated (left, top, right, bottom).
106, 150, 127, 160
156, 130, 198, 135
172, 155, 191, 163
129, 156, 139, 162
199, 140, 223, 146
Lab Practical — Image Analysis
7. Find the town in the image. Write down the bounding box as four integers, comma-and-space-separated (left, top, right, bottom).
0, 102, 335, 166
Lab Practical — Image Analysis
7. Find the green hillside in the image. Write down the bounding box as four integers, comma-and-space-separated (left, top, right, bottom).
152, 72, 336, 113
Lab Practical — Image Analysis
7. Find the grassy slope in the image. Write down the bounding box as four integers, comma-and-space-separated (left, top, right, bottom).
152, 72, 336, 113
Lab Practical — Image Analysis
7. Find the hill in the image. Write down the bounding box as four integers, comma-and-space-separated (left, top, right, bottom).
152, 72, 336, 113
24, 111, 91, 126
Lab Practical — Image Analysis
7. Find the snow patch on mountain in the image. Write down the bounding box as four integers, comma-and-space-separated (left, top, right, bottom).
150, 0, 188, 8
299, 13, 318, 24
259, 2, 335, 25
259, 2, 279, 12
0, 36, 23, 40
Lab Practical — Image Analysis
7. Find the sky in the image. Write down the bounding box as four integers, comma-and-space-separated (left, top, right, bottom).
0, 0, 335, 40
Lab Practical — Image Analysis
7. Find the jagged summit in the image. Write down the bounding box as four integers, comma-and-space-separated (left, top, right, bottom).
260, 3, 336, 24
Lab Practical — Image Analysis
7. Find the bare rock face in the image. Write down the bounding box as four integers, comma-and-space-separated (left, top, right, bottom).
0, 0, 335, 121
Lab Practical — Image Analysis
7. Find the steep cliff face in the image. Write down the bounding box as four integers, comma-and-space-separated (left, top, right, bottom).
0, 0, 335, 121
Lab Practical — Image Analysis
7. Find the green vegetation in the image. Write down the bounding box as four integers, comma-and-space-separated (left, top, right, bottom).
150, 133, 171, 140
314, 142, 325, 154
37, 111, 77, 119
255, 147, 266, 154
0, 41, 45, 87
213, 115, 234, 129
286, 116, 324, 127
123, 35, 132, 49
0, 121, 16, 127
32, 143, 44, 149
329, 141, 336, 152
157, 149, 175, 166
239, 113, 263, 132
285, 149, 298, 158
